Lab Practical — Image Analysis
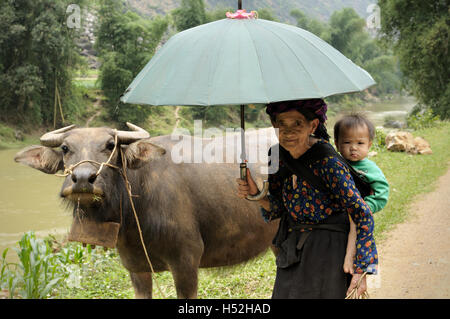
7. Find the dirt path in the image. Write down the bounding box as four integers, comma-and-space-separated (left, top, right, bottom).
368, 166, 450, 298
86, 96, 102, 128
174, 106, 181, 130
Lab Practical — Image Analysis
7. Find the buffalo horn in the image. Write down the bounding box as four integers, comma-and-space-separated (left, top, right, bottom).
116, 122, 150, 144
40, 125, 76, 147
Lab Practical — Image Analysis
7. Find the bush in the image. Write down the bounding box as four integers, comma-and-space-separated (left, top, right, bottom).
372, 128, 387, 151
407, 104, 441, 130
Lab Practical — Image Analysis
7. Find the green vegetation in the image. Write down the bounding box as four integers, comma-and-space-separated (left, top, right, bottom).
127, 0, 374, 23
96, 0, 169, 126
378, 0, 450, 120
406, 106, 441, 131
372, 122, 450, 239
172, 0, 207, 32
0, 0, 88, 128
1, 232, 68, 298
0, 0, 407, 139
291, 7, 402, 99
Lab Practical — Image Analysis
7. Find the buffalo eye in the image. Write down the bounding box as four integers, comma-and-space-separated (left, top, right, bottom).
61, 145, 69, 154
106, 141, 115, 151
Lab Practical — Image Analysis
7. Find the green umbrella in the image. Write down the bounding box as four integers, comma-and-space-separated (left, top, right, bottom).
120, 17, 375, 106
120, 1, 375, 200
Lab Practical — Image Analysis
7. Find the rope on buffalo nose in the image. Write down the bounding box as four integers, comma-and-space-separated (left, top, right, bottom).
54, 131, 166, 298
55, 131, 120, 178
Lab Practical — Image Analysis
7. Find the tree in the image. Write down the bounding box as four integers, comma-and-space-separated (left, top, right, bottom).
329, 8, 367, 59
378, 0, 450, 119
0, 0, 86, 126
290, 8, 330, 40
172, 0, 206, 32
290, 7, 401, 97
96, 0, 168, 125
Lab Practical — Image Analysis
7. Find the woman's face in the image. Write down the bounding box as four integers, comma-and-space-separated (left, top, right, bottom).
273, 110, 319, 156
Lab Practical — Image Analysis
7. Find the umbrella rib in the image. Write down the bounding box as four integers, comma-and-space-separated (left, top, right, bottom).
274, 23, 369, 91
243, 21, 270, 104
125, 35, 180, 105
256, 21, 323, 98
298, 36, 365, 92
208, 20, 233, 106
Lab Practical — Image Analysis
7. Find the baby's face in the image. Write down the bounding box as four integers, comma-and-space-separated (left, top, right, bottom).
336, 125, 372, 162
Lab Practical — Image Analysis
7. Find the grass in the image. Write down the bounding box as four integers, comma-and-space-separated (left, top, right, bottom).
0, 123, 39, 150
370, 122, 450, 241
55, 247, 135, 299
2, 122, 450, 299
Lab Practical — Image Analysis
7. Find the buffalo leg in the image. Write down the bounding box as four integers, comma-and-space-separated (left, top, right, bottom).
170, 265, 199, 299
130, 272, 153, 299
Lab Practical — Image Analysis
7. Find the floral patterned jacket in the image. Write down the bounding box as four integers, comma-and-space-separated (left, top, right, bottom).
262, 139, 378, 274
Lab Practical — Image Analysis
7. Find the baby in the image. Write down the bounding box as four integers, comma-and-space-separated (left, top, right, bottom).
334, 113, 389, 274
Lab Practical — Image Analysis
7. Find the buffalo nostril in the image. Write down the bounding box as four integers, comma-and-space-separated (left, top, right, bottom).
88, 174, 97, 184
72, 174, 77, 183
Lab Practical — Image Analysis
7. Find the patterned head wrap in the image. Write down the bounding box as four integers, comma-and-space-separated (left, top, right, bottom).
266, 99, 328, 123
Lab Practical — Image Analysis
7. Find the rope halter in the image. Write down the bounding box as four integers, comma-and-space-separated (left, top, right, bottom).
55, 130, 120, 178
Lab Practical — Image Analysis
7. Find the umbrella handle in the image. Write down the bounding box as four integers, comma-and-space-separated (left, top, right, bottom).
240, 162, 269, 201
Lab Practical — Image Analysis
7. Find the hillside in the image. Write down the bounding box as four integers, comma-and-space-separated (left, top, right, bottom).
127, 0, 374, 23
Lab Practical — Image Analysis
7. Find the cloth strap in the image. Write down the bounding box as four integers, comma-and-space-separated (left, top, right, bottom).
273, 212, 349, 268
290, 223, 349, 251
270, 141, 372, 198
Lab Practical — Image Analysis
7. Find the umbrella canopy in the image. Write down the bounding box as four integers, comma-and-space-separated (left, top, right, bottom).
120, 17, 375, 106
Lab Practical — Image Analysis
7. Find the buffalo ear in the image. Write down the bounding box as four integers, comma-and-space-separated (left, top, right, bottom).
121, 139, 166, 169
14, 145, 64, 174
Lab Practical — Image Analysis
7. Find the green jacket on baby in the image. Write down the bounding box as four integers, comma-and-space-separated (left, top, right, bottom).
349, 158, 389, 214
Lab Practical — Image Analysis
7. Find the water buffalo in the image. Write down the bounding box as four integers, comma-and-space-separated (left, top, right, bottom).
14, 123, 278, 298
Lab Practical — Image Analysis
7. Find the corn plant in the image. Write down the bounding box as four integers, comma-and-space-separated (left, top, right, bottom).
0, 248, 19, 298
12, 232, 64, 298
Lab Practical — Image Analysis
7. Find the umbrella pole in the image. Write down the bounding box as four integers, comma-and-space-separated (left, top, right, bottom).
237, 0, 271, 201
239, 104, 270, 201
239, 104, 247, 181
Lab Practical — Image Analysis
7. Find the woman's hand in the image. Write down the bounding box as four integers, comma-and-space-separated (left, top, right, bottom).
235, 168, 259, 199
346, 273, 367, 298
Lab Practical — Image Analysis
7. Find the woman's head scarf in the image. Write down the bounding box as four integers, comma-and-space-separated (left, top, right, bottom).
266, 99, 328, 123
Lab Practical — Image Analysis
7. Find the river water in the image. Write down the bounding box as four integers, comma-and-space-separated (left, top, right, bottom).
327, 95, 416, 128
0, 96, 416, 261
0, 148, 73, 261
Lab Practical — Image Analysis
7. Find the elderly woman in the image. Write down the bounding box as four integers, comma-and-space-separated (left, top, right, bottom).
236, 99, 378, 299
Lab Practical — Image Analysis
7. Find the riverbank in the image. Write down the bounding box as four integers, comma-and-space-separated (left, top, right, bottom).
0, 123, 39, 150
0, 93, 414, 150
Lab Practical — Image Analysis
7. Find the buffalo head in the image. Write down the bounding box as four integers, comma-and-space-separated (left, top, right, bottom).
15, 122, 165, 207
15, 123, 166, 247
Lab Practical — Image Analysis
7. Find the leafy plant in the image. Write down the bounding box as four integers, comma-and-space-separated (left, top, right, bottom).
407, 105, 441, 130
13, 232, 64, 298
0, 248, 19, 298
378, 0, 450, 119
371, 128, 387, 151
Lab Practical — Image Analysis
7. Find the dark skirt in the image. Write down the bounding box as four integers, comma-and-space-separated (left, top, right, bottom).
272, 212, 352, 299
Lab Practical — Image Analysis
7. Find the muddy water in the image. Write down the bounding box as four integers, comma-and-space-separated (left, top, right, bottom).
0, 96, 416, 261
0, 148, 72, 261
328, 96, 416, 128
